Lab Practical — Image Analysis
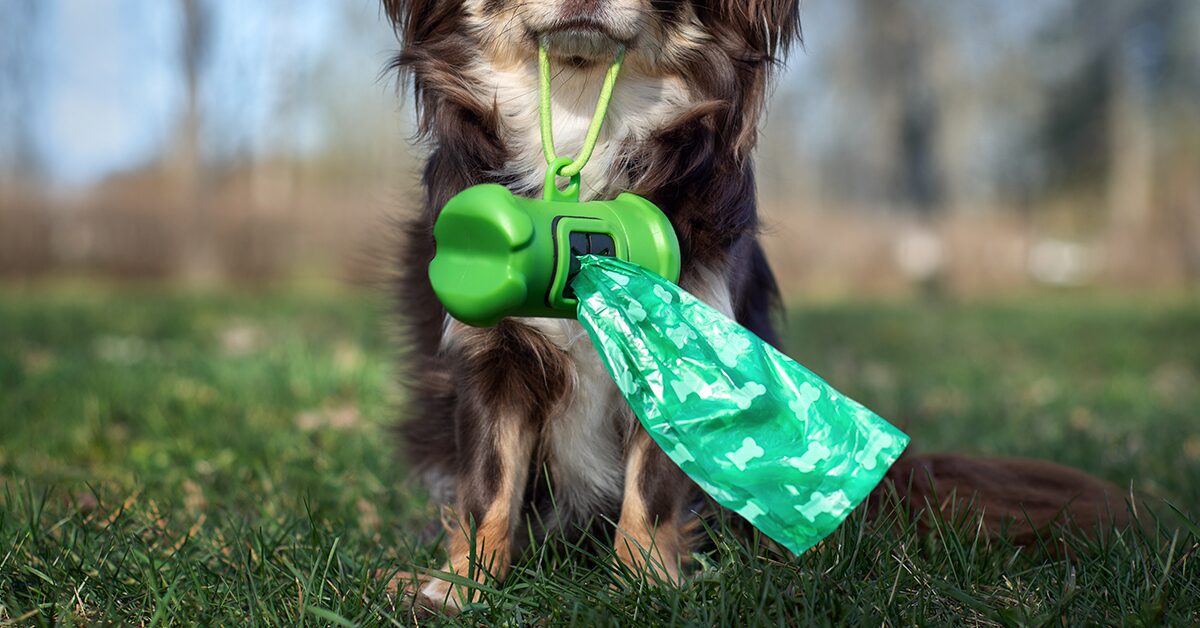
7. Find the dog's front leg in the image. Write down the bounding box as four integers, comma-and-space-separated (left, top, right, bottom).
613, 427, 696, 586
609, 260, 734, 586
417, 320, 569, 612
418, 413, 534, 612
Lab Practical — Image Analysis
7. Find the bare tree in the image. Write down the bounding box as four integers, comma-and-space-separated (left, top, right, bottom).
174, 0, 217, 282
1034, 0, 1199, 283
0, 0, 42, 188
822, 0, 946, 215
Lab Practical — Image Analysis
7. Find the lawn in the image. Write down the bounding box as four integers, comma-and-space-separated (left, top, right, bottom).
1, 282, 1198, 625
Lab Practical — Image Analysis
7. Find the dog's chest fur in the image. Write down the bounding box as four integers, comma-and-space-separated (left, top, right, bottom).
439, 59, 734, 519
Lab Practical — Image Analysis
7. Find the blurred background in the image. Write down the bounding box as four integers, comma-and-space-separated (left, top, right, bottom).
2, 4, 1198, 620
0, 0, 1198, 295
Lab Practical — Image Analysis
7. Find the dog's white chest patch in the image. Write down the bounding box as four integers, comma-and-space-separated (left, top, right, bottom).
516, 317, 627, 514
474, 60, 691, 199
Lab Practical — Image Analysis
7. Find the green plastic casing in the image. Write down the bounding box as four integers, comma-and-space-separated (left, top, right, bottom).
429, 172, 680, 328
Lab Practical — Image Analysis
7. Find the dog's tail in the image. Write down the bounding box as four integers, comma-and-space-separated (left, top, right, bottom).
867, 453, 1134, 547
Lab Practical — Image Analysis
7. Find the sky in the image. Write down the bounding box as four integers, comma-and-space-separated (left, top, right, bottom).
24, 0, 352, 186
35, 0, 179, 184
10, 0, 1065, 188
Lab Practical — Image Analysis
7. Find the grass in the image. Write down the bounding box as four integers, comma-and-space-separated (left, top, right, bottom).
1, 281, 1198, 625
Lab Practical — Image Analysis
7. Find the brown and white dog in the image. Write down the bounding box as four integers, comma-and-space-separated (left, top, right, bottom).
382, 0, 1130, 612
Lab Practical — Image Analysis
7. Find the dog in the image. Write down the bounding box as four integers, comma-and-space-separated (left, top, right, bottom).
382, 0, 1131, 612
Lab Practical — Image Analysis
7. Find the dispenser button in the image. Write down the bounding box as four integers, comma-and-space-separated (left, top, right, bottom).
589, 234, 615, 257
563, 231, 617, 300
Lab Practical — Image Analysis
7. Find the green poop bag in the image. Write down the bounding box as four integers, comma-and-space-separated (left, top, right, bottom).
572, 255, 910, 555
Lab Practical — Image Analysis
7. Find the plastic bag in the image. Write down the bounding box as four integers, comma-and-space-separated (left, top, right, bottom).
572, 255, 909, 555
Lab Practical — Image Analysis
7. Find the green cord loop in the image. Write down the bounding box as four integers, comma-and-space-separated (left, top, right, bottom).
538, 37, 625, 180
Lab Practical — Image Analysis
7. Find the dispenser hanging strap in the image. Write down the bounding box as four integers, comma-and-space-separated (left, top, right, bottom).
538, 38, 625, 179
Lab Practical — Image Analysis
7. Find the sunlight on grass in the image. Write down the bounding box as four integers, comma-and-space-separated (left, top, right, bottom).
1, 284, 1198, 623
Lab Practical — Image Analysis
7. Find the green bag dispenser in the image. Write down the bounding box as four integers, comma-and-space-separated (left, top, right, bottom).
429, 158, 681, 327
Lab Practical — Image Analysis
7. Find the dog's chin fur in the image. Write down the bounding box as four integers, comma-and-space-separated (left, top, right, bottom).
540, 30, 623, 63
381, 0, 1132, 612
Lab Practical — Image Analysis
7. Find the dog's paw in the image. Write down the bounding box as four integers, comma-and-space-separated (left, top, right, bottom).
383, 569, 465, 618
418, 576, 468, 615
379, 569, 458, 619
611, 542, 684, 591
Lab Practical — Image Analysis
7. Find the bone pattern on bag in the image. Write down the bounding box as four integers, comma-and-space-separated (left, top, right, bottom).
573, 255, 910, 555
